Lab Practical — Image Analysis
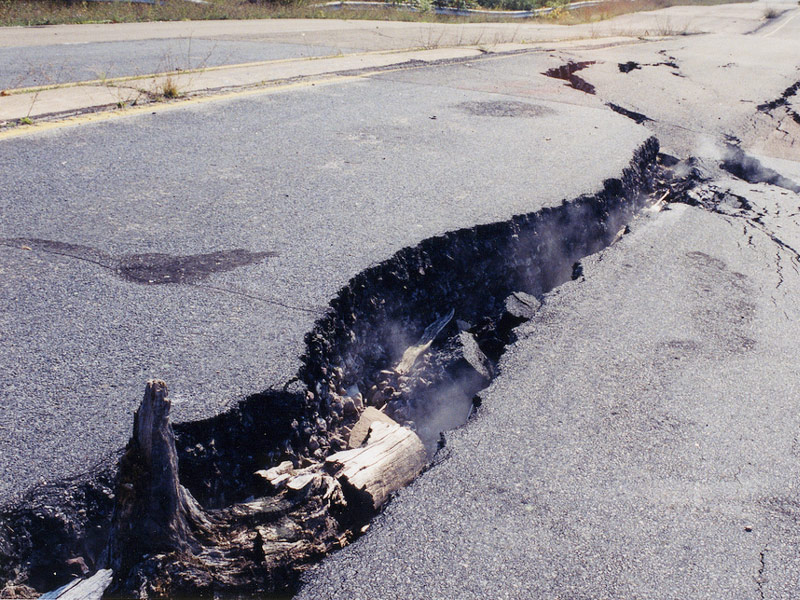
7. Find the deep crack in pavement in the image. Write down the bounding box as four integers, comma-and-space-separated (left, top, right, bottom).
2, 4, 800, 597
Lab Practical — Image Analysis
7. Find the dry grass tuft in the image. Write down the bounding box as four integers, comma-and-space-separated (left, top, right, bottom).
159, 76, 181, 99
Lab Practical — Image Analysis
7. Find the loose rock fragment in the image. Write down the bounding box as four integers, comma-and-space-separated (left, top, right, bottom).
447, 331, 493, 389
504, 291, 542, 321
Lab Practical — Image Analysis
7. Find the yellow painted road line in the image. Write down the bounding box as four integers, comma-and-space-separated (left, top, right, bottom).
0, 38, 645, 141
0, 50, 488, 141
0, 46, 434, 96
0, 73, 364, 141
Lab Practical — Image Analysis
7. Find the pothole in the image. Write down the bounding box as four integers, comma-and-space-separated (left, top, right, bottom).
617, 59, 680, 75
0, 138, 670, 599
618, 61, 641, 74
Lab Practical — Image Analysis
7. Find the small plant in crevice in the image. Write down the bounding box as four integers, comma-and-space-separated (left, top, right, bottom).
159, 76, 181, 99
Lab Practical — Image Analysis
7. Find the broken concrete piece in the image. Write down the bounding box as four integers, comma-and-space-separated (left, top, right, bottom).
348, 406, 399, 448
449, 331, 493, 389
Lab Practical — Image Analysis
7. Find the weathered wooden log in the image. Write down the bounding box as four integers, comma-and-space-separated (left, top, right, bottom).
326, 421, 426, 511
108, 380, 211, 574
255, 460, 295, 491
347, 406, 399, 448
40, 569, 113, 600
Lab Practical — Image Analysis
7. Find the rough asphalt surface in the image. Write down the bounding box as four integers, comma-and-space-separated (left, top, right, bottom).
295, 3, 800, 598
0, 51, 648, 500
1, 1, 800, 597
300, 196, 800, 599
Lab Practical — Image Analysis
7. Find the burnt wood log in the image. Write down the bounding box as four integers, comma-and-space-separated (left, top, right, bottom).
326, 421, 426, 511
105, 381, 350, 597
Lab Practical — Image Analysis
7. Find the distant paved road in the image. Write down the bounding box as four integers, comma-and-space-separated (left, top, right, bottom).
0, 38, 355, 90
0, 2, 774, 90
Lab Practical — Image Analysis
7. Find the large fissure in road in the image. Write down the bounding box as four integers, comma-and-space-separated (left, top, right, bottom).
0, 137, 668, 599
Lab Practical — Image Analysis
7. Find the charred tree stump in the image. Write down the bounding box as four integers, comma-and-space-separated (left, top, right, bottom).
104, 381, 428, 597
108, 380, 211, 578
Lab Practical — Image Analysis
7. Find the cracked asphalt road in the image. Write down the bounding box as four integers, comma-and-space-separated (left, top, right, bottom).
1, 2, 800, 597
301, 193, 800, 599
297, 3, 800, 598
0, 48, 650, 501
